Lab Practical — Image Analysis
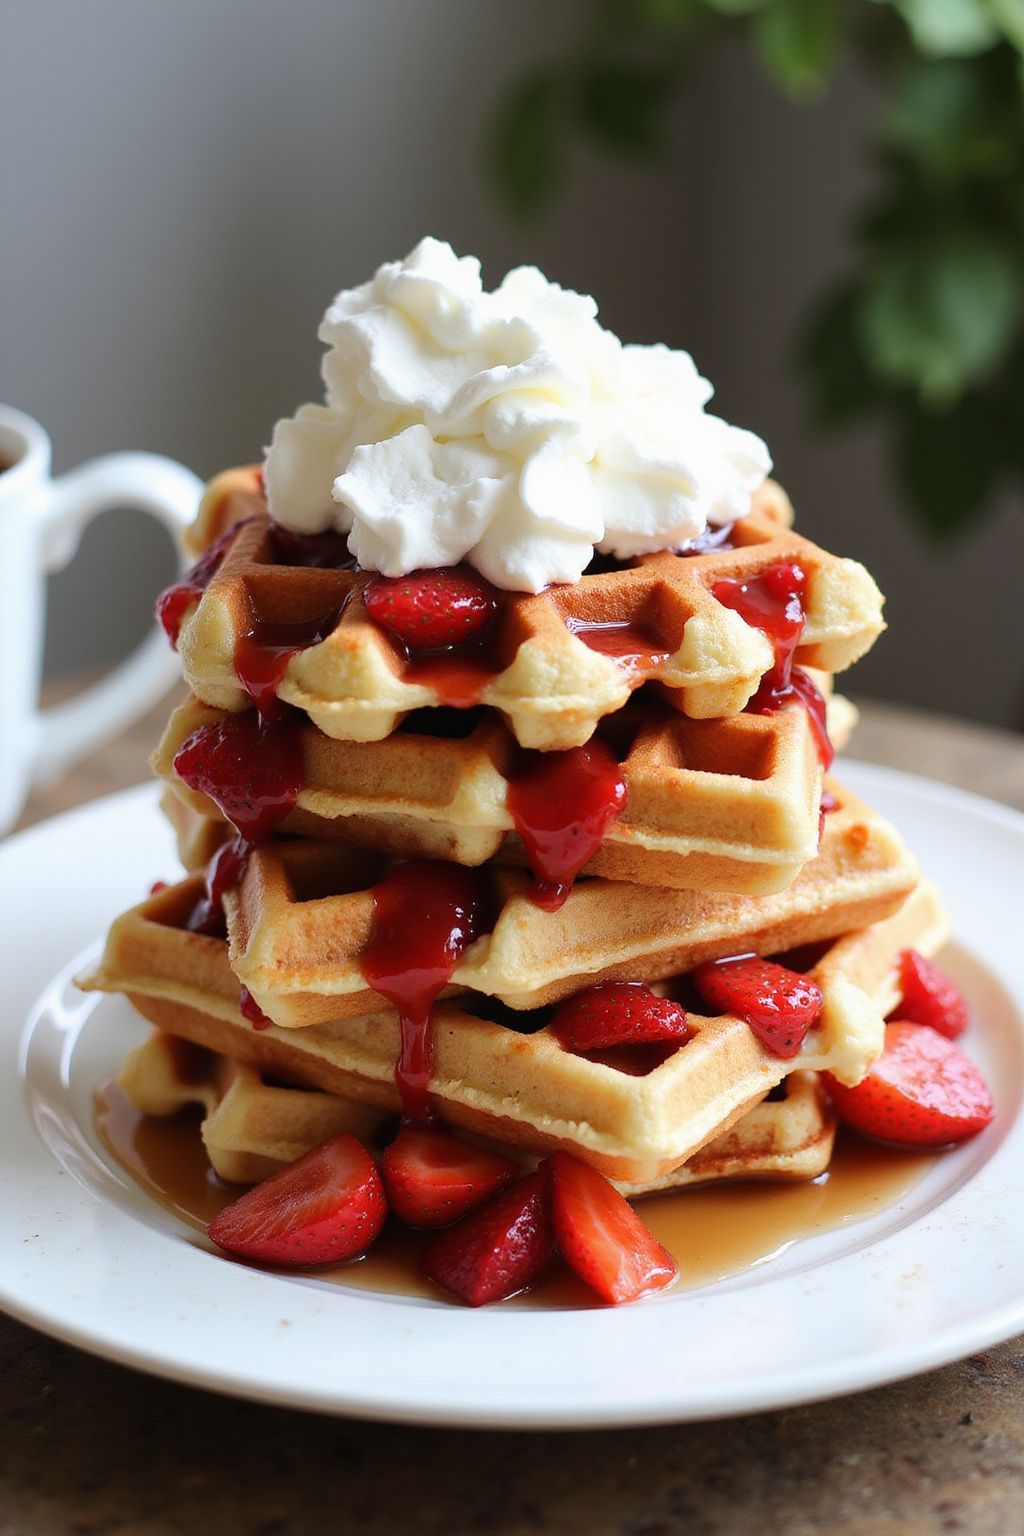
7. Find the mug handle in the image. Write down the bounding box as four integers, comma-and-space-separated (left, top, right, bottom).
30, 451, 203, 784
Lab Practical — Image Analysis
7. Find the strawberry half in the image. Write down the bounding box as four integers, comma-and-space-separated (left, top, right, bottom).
895, 950, 969, 1039
691, 954, 823, 1057
548, 1152, 677, 1305
550, 981, 691, 1054
208, 1132, 386, 1266
422, 1171, 554, 1305
172, 712, 302, 842
826, 1022, 994, 1147
364, 568, 499, 652
381, 1125, 519, 1228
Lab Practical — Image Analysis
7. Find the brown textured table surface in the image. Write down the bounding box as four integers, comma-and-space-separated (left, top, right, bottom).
5, 693, 1024, 1536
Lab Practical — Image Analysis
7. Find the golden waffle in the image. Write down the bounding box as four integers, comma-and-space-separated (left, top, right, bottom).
81, 877, 944, 1180
117, 1030, 834, 1192
175, 468, 884, 749
118, 1030, 388, 1183
219, 783, 916, 1025
156, 691, 840, 895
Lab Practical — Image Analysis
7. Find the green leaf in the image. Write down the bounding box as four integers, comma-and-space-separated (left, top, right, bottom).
577, 62, 673, 155
702, 0, 774, 13
987, 0, 1024, 53
488, 74, 565, 216
883, 60, 987, 175
859, 232, 1020, 401
888, 0, 1000, 57
800, 283, 882, 423
752, 0, 843, 98
895, 394, 1005, 536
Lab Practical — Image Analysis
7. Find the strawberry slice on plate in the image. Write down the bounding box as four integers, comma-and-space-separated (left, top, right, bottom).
364, 568, 499, 652
548, 1152, 677, 1305
826, 1022, 994, 1148
422, 1171, 553, 1305
691, 954, 823, 1057
381, 1125, 519, 1228
208, 1132, 386, 1266
550, 981, 691, 1054
895, 949, 969, 1038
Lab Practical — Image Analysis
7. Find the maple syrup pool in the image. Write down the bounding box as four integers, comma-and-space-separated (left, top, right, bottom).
94, 1081, 936, 1309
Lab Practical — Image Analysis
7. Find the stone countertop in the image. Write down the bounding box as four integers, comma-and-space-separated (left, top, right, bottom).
4, 694, 1023, 1536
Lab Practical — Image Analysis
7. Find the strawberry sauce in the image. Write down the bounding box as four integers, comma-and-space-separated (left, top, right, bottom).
567, 618, 671, 677
404, 651, 501, 710
239, 986, 274, 1031
172, 710, 303, 972
361, 861, 491, 1121
184, 834, 250, 938
156, 517, 258, 649
712, 561, 834, 767
234, 602, 343, 720
506, 740, 628, 910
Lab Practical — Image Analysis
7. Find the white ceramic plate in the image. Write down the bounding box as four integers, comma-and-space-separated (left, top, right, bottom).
1, 764, 1022, 1428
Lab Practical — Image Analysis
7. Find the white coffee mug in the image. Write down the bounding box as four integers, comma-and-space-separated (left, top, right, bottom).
0, 402, 203, 832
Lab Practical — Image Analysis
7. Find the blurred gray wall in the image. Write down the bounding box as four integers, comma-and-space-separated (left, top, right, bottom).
2, 0, 1021, 729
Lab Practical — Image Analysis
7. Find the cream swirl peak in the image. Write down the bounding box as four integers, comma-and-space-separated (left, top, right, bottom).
264, 238, 772, 593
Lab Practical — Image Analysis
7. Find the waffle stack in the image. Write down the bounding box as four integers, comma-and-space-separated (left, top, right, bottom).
82, 461, 945, 1205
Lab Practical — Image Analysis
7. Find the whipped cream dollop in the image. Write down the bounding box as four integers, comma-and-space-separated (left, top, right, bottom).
264, 238, 771, 592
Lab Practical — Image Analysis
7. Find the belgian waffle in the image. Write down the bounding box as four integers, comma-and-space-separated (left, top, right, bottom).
219, 783, 916, 1024
117, 1030, 835, 1193
156, 688, 849, 894
175, 468, 884, 749
81, 878, 945, 1180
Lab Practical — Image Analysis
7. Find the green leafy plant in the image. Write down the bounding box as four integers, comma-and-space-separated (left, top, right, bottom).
488, 0, 1024, 538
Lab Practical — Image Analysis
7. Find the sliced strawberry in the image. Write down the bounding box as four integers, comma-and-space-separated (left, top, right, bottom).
381, 1125, 519, 1228
172, 712, 302, 842
548, 1152, 677, 1305
895, 950, 969, 1039
826, 1022, 994, 1148
550, 981, 691, 1054
208, 1132, 386, 1266
421, 1171, 553, 1305
691, 954, 823, 1058
364, 568, 499, 652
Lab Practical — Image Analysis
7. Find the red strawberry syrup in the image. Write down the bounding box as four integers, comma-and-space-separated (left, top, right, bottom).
361, 862, 491, 1121
172, 711, 304, 1001
156, 517, 259, 649
404, 651, 502, 710
712, 562, 834, 767
506, 739, 627, 911
567, 618, 671, 678
239, 986, 274, 1031
234, 601, 344, 721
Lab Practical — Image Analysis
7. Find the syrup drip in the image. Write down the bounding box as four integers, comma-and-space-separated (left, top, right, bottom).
567, 618, 671, 677
240, 986, 273, 1031
172, 711, 304, 1001
186, 835, 250, 937
818, 786, 839, 840
155, 516, 258, 649
506, 739, 628, 910
404, 651, 500, 710
712, 562, 834, 768
234, 601, 344, 721
360, 861, 491, 1121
